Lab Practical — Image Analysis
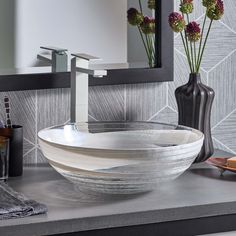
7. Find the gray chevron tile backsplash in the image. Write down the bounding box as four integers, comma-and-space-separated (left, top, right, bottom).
222, 0, 236, 32
208, 51, 236, 127
150, 106, 178, 124
126, 82, 167, 121
88, 85, 125, 121
37, 88, 71, 132
0, 1, 235, 164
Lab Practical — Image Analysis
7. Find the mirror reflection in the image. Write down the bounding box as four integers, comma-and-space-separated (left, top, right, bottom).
0, 0, 156, 75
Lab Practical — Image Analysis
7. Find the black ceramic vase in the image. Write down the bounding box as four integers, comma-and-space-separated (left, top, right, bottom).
175, 73, 215, 163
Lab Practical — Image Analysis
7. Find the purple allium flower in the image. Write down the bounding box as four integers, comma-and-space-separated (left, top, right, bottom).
140, 16, 155, 34
127, 8, 144, 26
148, 0, 155, 10
207, 0, 224, 20
168, 12, 186, 33
186, 21, 201, 42
180, 0, 194, 14
202, 0, 217, 8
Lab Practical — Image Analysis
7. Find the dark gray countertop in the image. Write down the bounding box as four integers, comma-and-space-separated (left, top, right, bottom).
1, 150, 236, 236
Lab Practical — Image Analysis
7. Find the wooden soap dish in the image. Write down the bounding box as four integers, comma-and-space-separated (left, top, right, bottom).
207, 157, 236, 175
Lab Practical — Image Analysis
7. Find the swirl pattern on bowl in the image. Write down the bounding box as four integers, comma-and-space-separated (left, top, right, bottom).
38, 122, 204, 194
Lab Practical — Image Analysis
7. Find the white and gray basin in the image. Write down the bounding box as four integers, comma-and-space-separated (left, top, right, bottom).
38, 121, 204, 194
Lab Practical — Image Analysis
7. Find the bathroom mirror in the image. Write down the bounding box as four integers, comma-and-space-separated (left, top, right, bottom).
0, 0, 173, 91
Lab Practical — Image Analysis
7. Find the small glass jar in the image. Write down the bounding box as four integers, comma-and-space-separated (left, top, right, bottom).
0, 136, 9, 181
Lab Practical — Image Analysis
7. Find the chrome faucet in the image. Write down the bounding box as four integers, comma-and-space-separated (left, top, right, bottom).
70, 53, 107, 123
37, 46, 68, 72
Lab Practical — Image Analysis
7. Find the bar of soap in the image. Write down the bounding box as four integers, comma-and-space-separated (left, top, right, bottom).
227, 157, 236, 168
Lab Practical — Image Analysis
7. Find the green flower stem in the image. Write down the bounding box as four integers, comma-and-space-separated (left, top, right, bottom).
153, 33, 156, 65
147, 34, 155, 67
138, 26, 152, 66
190, 42, 195, 72
151, 34, 155, 66
146, 34, 153, 67
197, 14, 207, 70
137, 0, 155, 67
147, 35, 152, 66
197, 19, 213, 72
151, 34, 155, 63
184, 32, 193, 72
194, 42, 197, 72
180, 1, 193, 73
186, 14, 190, 23
186, 14, 195, 72
180, 32, 192, 72
149, 34, 155, 60
139, 0, 143, 14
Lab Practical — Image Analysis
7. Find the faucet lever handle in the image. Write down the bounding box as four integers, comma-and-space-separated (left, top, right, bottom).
71, 53, 101, 61
38, 46, 68, 72
40, 46, 68, 54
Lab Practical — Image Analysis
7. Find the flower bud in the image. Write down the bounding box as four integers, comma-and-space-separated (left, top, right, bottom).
168, 12, 186, 33
141, 16, 155, 34
202, 0, 217, 8
148, 0, 155, 10
207, 0, 224, 20
180, 0, 194, 14
127, 8, 144, 26
186, 21, 201, 42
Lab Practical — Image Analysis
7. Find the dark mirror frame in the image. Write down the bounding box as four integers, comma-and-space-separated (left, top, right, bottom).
0, 0, 173, 92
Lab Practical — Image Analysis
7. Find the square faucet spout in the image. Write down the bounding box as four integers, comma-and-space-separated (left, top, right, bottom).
70, 53, 107, 123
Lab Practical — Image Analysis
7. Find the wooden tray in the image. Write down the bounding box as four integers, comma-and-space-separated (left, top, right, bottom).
207, 158, 236, 174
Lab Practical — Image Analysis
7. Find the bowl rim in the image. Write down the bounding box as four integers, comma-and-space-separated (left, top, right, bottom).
38, 121, 204, 152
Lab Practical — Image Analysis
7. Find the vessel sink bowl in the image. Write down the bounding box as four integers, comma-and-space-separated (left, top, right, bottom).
38, 122, 204, 194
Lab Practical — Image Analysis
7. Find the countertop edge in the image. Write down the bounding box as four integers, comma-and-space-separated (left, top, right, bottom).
2, 201, 236, 236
